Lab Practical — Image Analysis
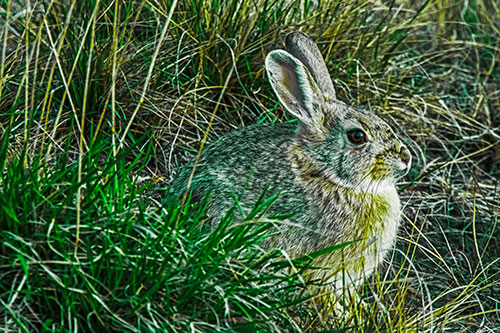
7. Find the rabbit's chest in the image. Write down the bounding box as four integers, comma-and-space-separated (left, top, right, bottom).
366, 187, 401, 249
313, 186, 402, 287
318, 185, 401, 263
344, 185, 401, 254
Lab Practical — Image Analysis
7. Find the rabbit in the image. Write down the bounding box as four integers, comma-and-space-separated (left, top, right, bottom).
170, 32, 412, 291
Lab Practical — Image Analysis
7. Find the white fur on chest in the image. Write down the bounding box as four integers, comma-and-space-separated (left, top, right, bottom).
329, 184, 402, 289
374, 184, 401, 252
358, 185, 401, 282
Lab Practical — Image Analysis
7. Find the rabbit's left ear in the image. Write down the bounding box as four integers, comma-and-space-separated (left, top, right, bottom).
266, 50, 326, 135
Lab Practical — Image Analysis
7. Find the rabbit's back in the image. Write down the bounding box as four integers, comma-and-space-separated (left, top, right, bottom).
171, 122, 307, 217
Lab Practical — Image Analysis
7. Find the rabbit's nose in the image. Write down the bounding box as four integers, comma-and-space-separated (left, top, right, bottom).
395, 143, 411, 166
400, 146, 411, 166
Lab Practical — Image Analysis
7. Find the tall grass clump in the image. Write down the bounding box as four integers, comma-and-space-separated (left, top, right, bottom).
0, 0, 499, 331
0, 141, 317, 330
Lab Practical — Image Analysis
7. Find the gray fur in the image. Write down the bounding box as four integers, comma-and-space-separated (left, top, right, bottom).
170, 32, 412, 289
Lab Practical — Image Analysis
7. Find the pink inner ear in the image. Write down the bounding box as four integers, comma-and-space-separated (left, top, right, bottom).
279, 62, 304, 108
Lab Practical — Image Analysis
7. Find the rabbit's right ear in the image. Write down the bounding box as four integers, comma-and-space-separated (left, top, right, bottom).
266, 50, 326, 135
285, 32, 336, 101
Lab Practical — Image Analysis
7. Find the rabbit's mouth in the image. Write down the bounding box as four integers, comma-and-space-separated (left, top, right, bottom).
370, 157, 411, 182
393, 158, 411, 178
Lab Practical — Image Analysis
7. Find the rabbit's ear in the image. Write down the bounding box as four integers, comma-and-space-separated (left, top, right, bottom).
266, 50, 325, 133
285, 32, 336, 101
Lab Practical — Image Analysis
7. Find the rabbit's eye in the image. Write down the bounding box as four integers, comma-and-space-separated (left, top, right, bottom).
347, 129, 367, 145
